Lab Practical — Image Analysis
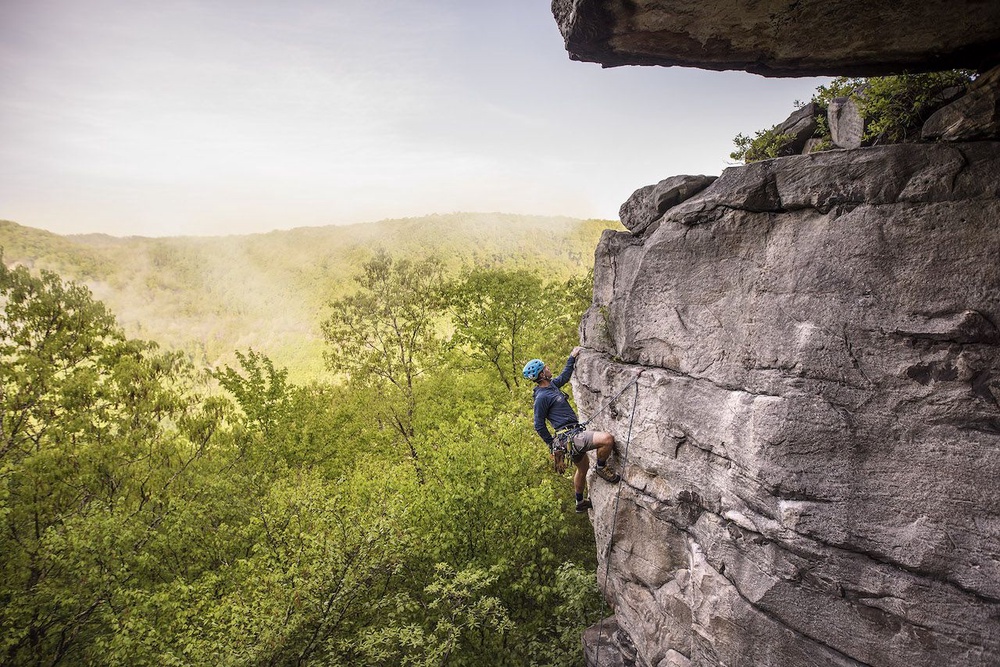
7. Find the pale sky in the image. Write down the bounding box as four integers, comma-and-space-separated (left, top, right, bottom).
1, 0, 831, 237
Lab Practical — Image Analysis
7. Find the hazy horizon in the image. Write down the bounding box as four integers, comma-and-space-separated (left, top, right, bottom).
1, 0, 831, 238
2, 210, 604, 241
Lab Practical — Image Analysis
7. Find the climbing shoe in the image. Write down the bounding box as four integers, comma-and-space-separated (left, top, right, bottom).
575, 499, 593, 513
594, 465, 620, 484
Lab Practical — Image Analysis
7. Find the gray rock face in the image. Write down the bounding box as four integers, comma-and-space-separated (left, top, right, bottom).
923, 65, 1000, 141
583, 616, 642, 667
573, 142, 1000, 666
828, 96, 866, 149
619, 175, 718, 235
775, 103, 820, 156
551, 0, 1000, 76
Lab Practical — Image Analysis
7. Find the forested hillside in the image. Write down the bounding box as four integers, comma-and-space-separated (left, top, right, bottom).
0, 214, 616, 381
1, 218, 612, 665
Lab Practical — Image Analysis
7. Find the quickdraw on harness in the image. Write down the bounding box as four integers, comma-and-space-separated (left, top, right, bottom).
553, 423, 585, 454
549, 375, 641, 461
552, 424, 585, 464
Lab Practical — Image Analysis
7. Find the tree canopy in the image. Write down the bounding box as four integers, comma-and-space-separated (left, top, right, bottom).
0, 251, 603, 666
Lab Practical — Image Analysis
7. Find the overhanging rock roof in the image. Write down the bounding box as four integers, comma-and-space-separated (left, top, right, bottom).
552, 0, 1000, 76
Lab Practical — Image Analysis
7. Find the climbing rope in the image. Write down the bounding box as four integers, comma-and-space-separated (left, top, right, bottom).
594, 376, 641, 667
579, 374, 640, 426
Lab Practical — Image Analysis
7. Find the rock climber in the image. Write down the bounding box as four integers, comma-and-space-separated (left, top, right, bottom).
523, 346, 620, 513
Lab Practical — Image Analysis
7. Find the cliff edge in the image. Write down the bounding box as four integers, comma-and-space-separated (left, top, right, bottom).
555, 3, 1000, 665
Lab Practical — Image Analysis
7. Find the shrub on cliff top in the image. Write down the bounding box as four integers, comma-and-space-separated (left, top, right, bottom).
731, 69, 976, 163
813, 70, 976, 144
730, 126, 795, 163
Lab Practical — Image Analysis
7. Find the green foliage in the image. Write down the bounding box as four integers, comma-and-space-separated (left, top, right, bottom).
810, 77, 860, 105
731, 69, 976, 162
322, 250, 446, 394
812, 70, 976, 144
213, 348, 291, 438
445, 268, 592, 391
1, 214, 619, 383
729, 126, 795, 163
0, 221, 113, 281
808, 114, 834, 153
857, 71, 973, 143
0, 251, 603, 666
541, 271, 594, 364
0, 257, 230, 664
358, 564, 513, 667
321, 251, 447, 480
526, 562, 603, 665
447, 267, 545, 390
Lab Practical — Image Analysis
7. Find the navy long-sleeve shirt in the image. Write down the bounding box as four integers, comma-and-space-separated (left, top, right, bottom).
533, 355, 580, 450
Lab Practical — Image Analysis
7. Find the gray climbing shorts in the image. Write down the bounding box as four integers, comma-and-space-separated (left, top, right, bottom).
569, 430, 597, 463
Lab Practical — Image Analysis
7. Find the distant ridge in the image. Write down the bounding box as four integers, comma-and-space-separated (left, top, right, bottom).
1, 213, 619, 380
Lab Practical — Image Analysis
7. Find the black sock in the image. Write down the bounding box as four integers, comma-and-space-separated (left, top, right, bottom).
576, 492, 584, 502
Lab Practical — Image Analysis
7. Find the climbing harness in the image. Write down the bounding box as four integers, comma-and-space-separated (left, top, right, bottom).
545, 371, 642, 473
555, 423, 585, 438
594, 376, 641, 667
554, 423, 585, 453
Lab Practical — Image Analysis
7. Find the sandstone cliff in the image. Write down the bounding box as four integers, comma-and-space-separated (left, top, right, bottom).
554, 3, 1000, 665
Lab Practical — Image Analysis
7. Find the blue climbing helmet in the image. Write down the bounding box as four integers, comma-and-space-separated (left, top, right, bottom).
522, 359, 545, 382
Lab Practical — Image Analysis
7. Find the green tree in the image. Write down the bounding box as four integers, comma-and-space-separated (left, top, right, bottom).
105, 467, 409, 667
729, 126, 795, 163
389, 369, 602, 666
213, 348, 291, 440
0, 259, 229, 665
0, 252, 604, 666
539, 271, 594, 364
446, 268, 549, 390
358, 564, 512, 667
446, 268, 594, 391
321, 250, 446, 479
213, 350, 367, 477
